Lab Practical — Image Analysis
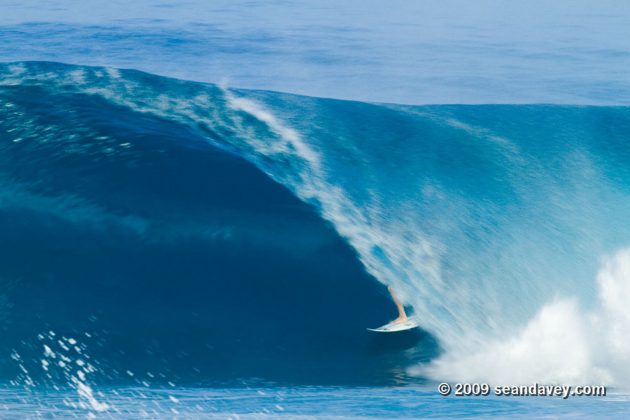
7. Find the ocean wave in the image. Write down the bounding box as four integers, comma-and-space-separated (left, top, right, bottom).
1, 61, 629, 386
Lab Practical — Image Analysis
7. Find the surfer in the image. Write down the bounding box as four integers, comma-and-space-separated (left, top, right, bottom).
367, 287, 417, 332
388, 286, 408, 324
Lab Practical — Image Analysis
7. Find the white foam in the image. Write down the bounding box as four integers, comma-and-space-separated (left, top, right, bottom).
40, 331, 110, 413
418, 248, 630, 388
224, 90, 322, 170
74, 380, 109, 412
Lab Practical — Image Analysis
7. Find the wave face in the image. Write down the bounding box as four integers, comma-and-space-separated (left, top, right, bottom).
1, 62, 630, 387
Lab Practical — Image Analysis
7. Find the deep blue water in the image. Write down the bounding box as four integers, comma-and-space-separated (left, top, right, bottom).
2, 1, 630, 418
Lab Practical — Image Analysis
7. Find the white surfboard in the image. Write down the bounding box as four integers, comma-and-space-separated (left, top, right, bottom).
367, 318, 419, 333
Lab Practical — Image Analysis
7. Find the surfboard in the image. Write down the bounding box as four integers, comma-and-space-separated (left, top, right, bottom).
367, 318, 419, 333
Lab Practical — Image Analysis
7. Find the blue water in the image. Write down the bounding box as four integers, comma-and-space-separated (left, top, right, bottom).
3, 385, 630, 419
2, 1, 630, 418
2, 0, 630, 105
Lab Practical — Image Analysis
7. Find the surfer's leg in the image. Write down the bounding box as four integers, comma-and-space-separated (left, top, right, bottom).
388, 286, 408, 323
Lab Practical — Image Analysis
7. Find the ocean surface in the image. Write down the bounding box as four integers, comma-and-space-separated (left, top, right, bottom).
1, 1, 630, 418
2, 0, 630, 105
